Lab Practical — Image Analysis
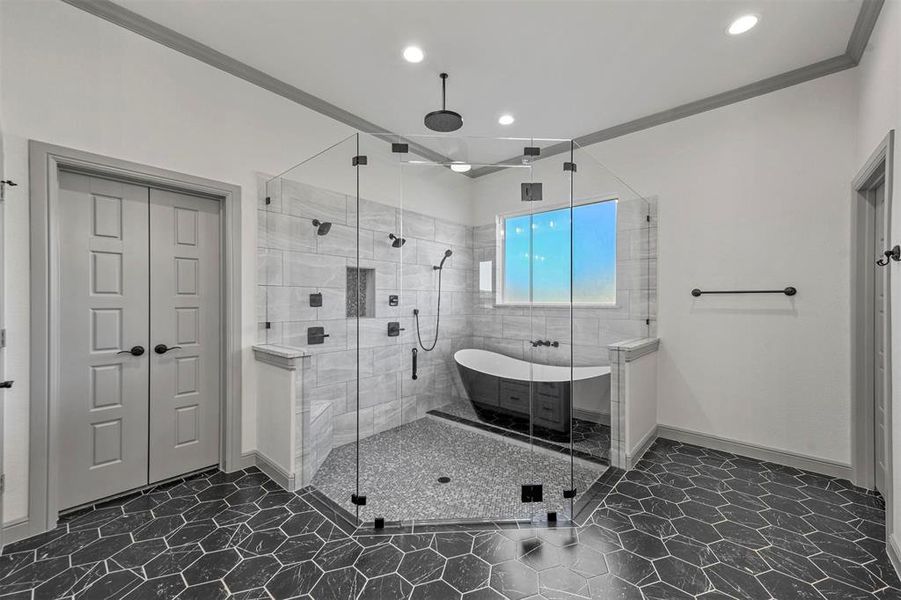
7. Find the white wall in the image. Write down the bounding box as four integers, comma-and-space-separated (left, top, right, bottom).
477, 71, 857, 466
626, 351, 658, 462
605, 71, 858, 465
855, 0, 901, 559
0, 0, 471, 525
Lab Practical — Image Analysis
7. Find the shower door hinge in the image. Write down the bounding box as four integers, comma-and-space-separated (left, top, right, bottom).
521, 182, 543, 202
646, 318, 650, 326
352, 155, 368, 167
0, 329, 5, 349
563, 488, 577, 499
0, 474, 5, 493
265, 196, 271, 205
524, 146, 541, 158
265, 322, 271, 329
563, 162, 577, 172
351, 493, 367, 506
646, 215, 651, 222
521, 484, 543, 503
391, 143, 409, 154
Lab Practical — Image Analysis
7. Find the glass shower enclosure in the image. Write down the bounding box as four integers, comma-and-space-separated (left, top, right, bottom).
258, 132, 652, 528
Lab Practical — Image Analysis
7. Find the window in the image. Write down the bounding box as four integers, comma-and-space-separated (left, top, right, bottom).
501, 200, 616, 304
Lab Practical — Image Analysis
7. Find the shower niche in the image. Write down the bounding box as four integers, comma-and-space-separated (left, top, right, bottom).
257, 132, 655, 527
346, 266, 375, 318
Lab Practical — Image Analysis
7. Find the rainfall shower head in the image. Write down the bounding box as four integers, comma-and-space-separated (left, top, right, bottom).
424, 73, 463, 133
312, 219, 332, 235
388, 233, 406, 248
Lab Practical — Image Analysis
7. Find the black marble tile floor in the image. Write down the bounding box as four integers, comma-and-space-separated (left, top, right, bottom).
2, 438, 898, 599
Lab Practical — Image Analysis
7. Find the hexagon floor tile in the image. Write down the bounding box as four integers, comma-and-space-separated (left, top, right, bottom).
4, 438, 899, 599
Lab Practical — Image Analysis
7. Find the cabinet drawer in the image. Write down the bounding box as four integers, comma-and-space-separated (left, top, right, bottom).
534, 381, 563, 398
499, 380, 530, 414
534, 396, 562, 426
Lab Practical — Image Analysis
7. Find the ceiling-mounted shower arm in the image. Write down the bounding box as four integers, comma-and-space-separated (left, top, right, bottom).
424, 73, 463, 132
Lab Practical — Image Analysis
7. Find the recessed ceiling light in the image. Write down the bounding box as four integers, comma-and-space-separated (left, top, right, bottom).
403, 46, 424, 63
728, 14, 759, 35
450, 162, 472, 173
498, 114, 515, 126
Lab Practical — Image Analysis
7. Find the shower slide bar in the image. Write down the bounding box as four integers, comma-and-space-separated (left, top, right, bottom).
690, 286, 797, 297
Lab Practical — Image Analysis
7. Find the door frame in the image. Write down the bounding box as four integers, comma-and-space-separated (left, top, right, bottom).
851, 131, 894, 516
16, 141, 243, 543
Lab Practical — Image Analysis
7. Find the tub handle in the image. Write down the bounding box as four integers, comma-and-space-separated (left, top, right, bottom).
412, 347, 418, 380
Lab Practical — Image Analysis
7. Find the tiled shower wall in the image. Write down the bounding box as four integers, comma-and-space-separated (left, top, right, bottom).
470, 197, 657, 371
257, 175, 657, 456
256, 176, 477, 453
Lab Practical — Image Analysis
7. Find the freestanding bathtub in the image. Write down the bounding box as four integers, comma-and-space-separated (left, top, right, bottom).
454, 349, 611, 434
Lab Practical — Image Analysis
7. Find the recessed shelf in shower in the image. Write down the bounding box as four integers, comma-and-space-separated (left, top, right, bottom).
346, 267, 375, 318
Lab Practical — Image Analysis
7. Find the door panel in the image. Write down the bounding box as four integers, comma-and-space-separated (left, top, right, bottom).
148, 188, 221, 482
58, 172, 150, 509
874, 182, 887, 492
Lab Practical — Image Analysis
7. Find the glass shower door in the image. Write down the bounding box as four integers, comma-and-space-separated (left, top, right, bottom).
258, 134, 361, 521
521, 139, 578, 524
349, 131, 405, 525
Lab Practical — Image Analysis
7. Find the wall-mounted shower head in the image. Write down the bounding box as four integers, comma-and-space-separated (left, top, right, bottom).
312, 219, 332, 236
388, 233, 406, 248
434, 249, 453, 270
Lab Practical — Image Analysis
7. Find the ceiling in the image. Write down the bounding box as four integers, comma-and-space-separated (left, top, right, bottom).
114, 0, 863, 164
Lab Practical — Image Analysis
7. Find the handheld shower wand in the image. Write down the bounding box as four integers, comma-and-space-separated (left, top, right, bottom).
414, 249, 453, 352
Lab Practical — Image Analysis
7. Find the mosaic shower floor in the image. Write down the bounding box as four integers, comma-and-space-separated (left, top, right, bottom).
430, 399, 611, 463
311, 418, 606, 523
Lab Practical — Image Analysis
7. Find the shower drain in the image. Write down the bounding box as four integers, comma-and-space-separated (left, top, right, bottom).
437, 476, 451, 484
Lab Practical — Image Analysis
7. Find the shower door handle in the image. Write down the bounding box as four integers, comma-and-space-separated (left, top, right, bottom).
412, 348, 418, 380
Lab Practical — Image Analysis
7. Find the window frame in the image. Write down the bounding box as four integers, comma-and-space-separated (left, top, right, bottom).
494, 194, 619, 308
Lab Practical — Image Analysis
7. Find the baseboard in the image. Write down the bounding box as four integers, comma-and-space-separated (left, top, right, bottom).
2, 517, 36, 547
241, 451, 295, 491
626, 426, 658, 469
240, 452, 256, 469
656, 425, 854, 480
889, 534, 901, 582
573, 408, 610, 426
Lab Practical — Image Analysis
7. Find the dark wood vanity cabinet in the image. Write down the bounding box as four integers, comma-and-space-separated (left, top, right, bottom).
457, 364, 572, 434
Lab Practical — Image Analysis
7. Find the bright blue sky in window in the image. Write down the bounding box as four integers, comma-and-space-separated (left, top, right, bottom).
504, 201, 616, 303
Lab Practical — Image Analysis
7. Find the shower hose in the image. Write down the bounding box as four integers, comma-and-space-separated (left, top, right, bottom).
414, 264, 444, 352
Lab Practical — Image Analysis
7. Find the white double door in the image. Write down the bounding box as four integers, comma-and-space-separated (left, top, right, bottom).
57, 172, 221, 510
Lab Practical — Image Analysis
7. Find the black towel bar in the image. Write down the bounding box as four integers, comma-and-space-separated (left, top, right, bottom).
691, 287, 797, 297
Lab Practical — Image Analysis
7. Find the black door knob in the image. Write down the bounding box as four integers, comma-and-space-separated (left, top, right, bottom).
116, 346, 145, 357
154, 344, 182, 355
